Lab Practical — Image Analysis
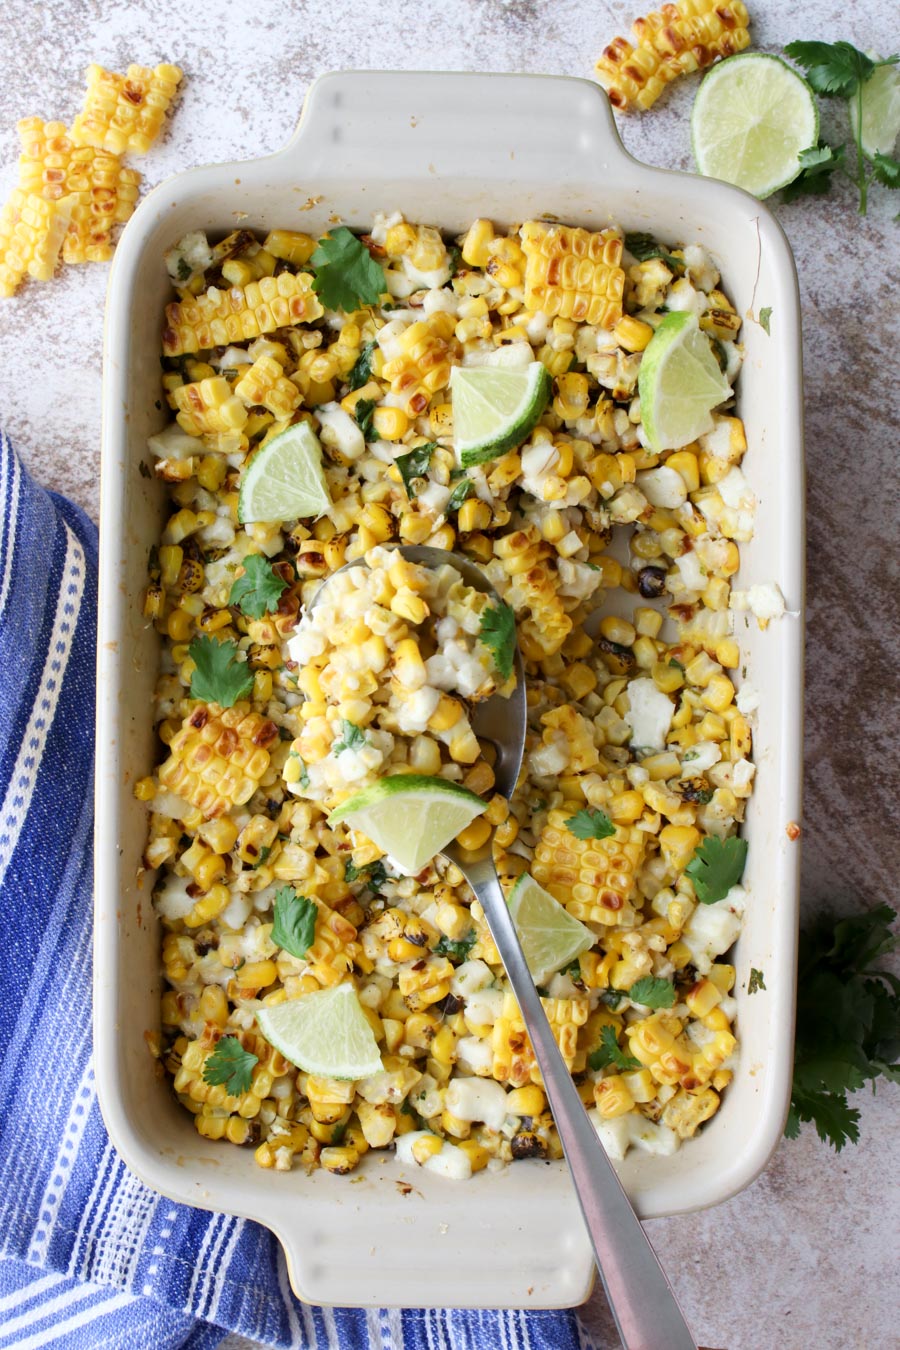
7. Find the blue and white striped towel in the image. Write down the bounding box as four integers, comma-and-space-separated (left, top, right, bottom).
0, 429, 603, 1350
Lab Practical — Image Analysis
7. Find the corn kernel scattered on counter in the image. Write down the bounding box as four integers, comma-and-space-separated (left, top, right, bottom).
141, 212, 757, 1177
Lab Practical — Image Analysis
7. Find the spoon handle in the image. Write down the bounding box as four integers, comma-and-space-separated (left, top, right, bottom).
457, 851, 697, 1350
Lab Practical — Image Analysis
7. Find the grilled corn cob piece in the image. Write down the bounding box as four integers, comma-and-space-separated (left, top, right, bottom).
595, 0, 751, 112
172, 377, 249, 436
70, 62, 183, 154
234, 355, 302, 420
163, 273, 324, 356
0, 189, 73, 296
492, 992, 590, 1087
532, 807, 644, 925
520, 221, 625, 329
381, 312, 458, 416
158, 702, 279, 818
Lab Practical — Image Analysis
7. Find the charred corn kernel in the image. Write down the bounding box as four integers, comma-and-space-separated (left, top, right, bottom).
198, 984, 229, 1027
70, 63, 182, 155
0, 188, 74, 294
461, 218, 494, 267
666, 450, 700, 491
614, 315, 654, 351
134, 776, 156, 802
660, 824, 702, 873
554, 372, 591, 420
234, 356, 301, 421
595, 1, 751, 112
263, 229, 316, 264
455, 817, 491, 851
320, 1145, 361, 1175
462, 760, 495, 796
594, 1075, 635, 1118
372, 406, 409, 440
532, 807, 643, 926
702, 673, 735, 711
428, 694, 464, 732
235, 960, 278, 989
456, 1139, 490, 1172
172, 377, 248, 437
520, 221, 625, 329
731, 715, 752, 758
599, 615, 636, 647
708, 963, 736, 993
685, 978, 722, 1018
506, 1085, 546, 1117
457, 498, 491, 533
163, 272, 324, 356
159, 703, 279, 819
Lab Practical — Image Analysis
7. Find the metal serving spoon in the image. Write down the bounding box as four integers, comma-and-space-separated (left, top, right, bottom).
311, 544, 697, 1350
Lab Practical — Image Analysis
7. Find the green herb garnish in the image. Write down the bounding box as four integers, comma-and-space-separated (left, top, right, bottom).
333, 720, 367, 754
271, 886, 318, 958
348, 339, 377, 390
624, 231, 681, 270
748, 967, 767, 994
188, 636, 254, 707
202, 1037, 259, 1096
628, 976, 676, 1009
394, 442, 437, 498
353, 397, 380, 442
446, 477, 474, 512
781, 142, 846, 202
344, 858, 389, 893
758, 307, 772, 336
478, 601, 516, 681
685, 835, 748, 905
588, 1024, 641, 1073
228, 554, 287, 620
564, 808, 616, 841
434, 930, 477, 961
310, 226, 386, 310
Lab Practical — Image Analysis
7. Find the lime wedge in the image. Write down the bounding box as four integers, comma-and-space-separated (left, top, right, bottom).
328, 774, 487, 875
638, 311, 731, 454
691, 53, 819, 198
237, 420, 332, 524
507, 873, 595, 986
851, 61, 900, 157
256, 984, 382, 1079
451, 362, 551, 468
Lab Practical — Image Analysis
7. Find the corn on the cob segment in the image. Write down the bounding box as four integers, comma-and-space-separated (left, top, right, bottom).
0, 189, 73, 296
520, 221, 625, 329
159, 703, 279, 819
234, 355, 302, 420
595, 0, 752, 111
70, 62, 183, 154
532, 807, 644, 925
492, 992, 590, 1087
172, 377, 249, 437
162, 273, 324, 356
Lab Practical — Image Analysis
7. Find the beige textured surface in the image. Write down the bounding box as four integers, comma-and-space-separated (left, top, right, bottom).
2, 2, 898, 1346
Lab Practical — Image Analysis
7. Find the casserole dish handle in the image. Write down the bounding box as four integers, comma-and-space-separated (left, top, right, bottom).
275, 69, 634, 187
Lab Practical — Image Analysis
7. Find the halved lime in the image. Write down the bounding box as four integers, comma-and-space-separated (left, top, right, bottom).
451, 362, 551, 468
328, 774, 487, 875
237, 420, 332, 524
507, 873, 595, 986
256, 984, 382, 1079
638, 311, 731, 454
850, 61, 900, 158
691, 53, 819, 198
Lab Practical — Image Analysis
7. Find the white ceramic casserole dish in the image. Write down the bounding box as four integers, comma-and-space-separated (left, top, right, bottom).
95, 70, 804, 1310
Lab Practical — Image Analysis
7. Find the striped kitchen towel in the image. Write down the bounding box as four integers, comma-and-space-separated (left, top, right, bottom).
0, 429, 603, 1350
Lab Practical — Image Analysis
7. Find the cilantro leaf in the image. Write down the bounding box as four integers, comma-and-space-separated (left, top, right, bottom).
784, 40, 876, 97
348, 339, 377, 390
271, 886, 318, 958
353, 397, 380, 442
202, 1037, 258, 1096
446, 477, 474, 512
394, 442, 436, 499
188, 635, 254, 707
333, 720, 367, 754
564, 807, 616, 841
748, 967, 767, 994
588, 1024, 641, 1073
434, 930, 477, 961
781, 142, 845, 203
228, 554, 288, 620
478, 602, 517, 681
788, 904, 899, 1151
344, 858, 388, 892
310, 227, 386, 311
685, 835, 748, 904
624, 231, 681, 270
600, 987, 625, 1010
628, 976, 676, 1009
759, 307, 772, 336
561, 958, 583, 979
871, 152, 900, 189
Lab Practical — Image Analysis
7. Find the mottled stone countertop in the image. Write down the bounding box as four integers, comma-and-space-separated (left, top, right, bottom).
2, 1, 897, 1346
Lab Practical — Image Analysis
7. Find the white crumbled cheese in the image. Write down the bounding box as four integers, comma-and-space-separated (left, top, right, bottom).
149, 789, 194, 820
682, 884, 746, 974
287, 627, 327, 665
221, 891, 253, 930
679, 740, 722, 776
529, 733, 570, 778
396, 686, 441, 733
444, 1078, 509, 1131
375, 315, 414, 361
676, 548, 706, 593
147, 423, 204, 460
316, 402, 366, 460
369, 211, 402, 245
415, 481, 452, 517
625, 678, 675, 753
165, 230, 213, 281
450, 959, 494, 999
402, 255, 451, 290
682, 244, 719, 293
463, 987, 504, 1027
665, 277, 707, 318
456, 1036, 494, 1074
485, 341, 534, 369
730, 581, 786, 625
422, 287, 459, 316
197, 515, 236, 550
211, 346, 253, 370
736, 682, 760, 715
153, 873, 196, 921
718, 466, 755, 512
556, 559, 604, 601
732, 758, 756, 791
395, 1131, 473, 1180
589, 1109, 680, 1160
636, 466, 687, 509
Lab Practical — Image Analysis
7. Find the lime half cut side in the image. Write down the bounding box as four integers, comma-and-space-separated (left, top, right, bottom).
256, 984, 382, 1080
638, 311, 732, 454
691, 53, 819, 198
507, 873, 595, 987
328, 774, 488, 875
451, 362, 551, 468
237, 420, 332, 524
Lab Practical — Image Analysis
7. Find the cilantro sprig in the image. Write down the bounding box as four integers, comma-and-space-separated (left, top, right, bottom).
478, 602, 516, 682
345, 858, 389, 892
624, 231, 682, 270
333, 720, 367, 754
434, 930, 477, 961
228, 554, 288, 620
783, 42, 900, 214
188, 636, 254, 707
353, 397, 380, 442
271, 886, 318, 959
202, 1037, 259, 1096
348, 339, 376, 391
446, 477, 474, 512
310, 227, 386, 311
685, 835, 747, 905
394, 442, 437, 499
788, 904, 899, 1151
564, 808, 616, 842
628, 976, 676, 1009
781, 142, 846, 202
588, 1024, 641, 1073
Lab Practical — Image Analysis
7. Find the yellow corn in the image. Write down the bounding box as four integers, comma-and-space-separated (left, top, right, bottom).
70, 63, 183, 155
163, 272, 324, 356
158, 702, 279, 819
234, 355, 301, 420
0, 188, 73, 296
520, 220, 625, 329
532, 806, 644, 925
